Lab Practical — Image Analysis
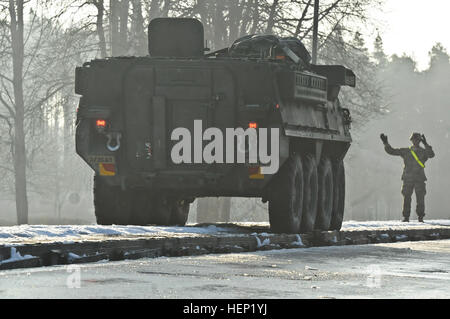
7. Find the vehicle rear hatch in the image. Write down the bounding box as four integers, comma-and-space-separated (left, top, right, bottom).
123, 61, 236, 175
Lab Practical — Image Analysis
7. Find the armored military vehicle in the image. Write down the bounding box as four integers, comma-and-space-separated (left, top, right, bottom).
75, 18, 355, 233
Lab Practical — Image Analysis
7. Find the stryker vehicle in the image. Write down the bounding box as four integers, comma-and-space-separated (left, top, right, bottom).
75, 18, 355, 233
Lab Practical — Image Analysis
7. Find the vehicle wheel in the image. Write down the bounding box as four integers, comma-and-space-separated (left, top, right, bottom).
300, 154, 318, 233
315, 157, 334, 230
169, 199, 191, 226
94, 176, 132, 225
268, 153, 304, 234
330, 160, 345, 230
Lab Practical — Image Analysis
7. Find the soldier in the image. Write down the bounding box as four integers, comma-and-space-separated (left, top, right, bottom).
380, 133, 435, 222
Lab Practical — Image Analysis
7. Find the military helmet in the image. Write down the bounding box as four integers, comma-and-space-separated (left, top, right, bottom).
410, 132, 421, 141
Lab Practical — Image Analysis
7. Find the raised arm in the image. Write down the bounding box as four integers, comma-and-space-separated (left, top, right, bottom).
380, 134, 404, 156
384, 144, 404, 156
421, 135, 435, 159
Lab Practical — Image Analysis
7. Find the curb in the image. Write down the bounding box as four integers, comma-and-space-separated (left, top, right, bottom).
0, 226, 449, 271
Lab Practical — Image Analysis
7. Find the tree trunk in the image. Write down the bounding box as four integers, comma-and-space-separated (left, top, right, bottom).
162, 0, 171, 17
53, 104, 62, 221
238, 0, 252, 37
110, 0, 120, 56
130, 0, 147, 56
265, 0, 279, 34
195, 0, 210, 44
110, 0, 129, 56
119, 0, 129, 55
212, 0, 226, 49
9, 0, 28, 225
250, 0, 259, 34
94, 0, 107, 58
148, 0, 161, 21
228, 0, 243, 44
294, 0, 312, 37
197, 197, 231, 223
62, 94, 73, 188
219, 197, 231, 222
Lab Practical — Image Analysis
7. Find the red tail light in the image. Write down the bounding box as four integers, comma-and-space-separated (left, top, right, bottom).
249, 122, 258, 129
96, 119, 106, 128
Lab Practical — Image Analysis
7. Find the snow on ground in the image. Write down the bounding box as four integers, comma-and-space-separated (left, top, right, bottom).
0, 220, 448, 245
0, 224, 233, 245
0, 247, 35, 263
342, 219, 450, 230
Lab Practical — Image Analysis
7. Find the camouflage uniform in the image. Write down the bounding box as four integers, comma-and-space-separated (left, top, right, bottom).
384, 143, 435, 219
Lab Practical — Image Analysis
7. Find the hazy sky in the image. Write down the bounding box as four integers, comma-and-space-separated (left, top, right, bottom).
373, 0, 450, 71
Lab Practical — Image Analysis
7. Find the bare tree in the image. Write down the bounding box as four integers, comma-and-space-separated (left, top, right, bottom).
264, 0, 279, 33
110, 0, 130, 55
92, 0, 108, 58
2, 0, 28, 224
0, 2, 76, 224
130, 0, 147, 55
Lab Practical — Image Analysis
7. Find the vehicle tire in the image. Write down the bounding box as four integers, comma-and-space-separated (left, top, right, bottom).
330, 160, 345, 230
268, 153, 304, 234
300, 154, 319, 233
94, 176, 132, 225
169, 199, 191, 226
315, 157, 334, 230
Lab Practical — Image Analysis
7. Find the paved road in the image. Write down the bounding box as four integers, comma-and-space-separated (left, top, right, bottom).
1, 240, 449, 299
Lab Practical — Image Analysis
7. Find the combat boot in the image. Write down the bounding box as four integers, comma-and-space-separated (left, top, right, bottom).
402, 217, 409, 222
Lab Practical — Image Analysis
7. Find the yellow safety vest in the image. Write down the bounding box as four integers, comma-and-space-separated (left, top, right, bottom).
410, 147, 425, 168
